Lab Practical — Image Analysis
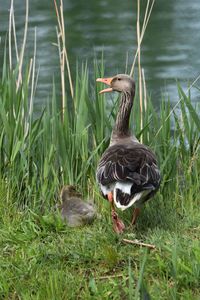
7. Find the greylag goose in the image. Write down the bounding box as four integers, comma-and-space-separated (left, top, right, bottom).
96, 74, 161, 233
59, 185, 96, 227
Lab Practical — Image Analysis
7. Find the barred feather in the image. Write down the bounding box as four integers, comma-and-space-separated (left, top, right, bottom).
96, 141, 161, 210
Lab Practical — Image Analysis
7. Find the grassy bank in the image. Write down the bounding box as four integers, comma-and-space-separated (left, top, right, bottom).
0, 1, 200, 299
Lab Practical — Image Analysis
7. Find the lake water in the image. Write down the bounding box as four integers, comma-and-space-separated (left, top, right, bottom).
0, 0, 200, 107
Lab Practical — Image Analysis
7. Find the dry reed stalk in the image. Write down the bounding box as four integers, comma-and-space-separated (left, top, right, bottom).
8, 0, 19, 71
29, 28, 37, 118
130, 0, 155, 143
60, 2, 74, 99
54, 1, 65, 110
54, 0, 74, 120
8, 0, 13, 70
16, 0, 29, 91
125, 52, 129, 74
142, 68, 149, 141
27, 58, 33, 85
12, 5, 19, 62
142, 68, 147, 112
59, 0, 66, 119
55, 26, 65, 121
137, 0, 143, 142
9, 0, 37, 121
130, 0, 155, 77
96, 274, 125, 280
122, 238, 156, 250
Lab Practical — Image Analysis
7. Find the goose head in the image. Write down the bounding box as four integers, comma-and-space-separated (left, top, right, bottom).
96, 74, 135, 94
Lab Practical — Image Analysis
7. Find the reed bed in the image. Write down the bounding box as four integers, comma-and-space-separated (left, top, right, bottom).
0, 50, 199, 210
0, 0, 199, 299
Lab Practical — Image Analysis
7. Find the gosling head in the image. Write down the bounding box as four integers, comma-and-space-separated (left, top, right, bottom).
60, 185, 82, 202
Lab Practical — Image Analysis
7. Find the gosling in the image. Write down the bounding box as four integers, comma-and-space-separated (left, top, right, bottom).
59, 185, 96, 227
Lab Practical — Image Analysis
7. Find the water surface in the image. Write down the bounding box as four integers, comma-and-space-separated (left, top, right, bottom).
0, 0, 200, 107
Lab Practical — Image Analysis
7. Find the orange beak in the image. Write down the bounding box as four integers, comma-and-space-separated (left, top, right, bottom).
96, 77, 114, 94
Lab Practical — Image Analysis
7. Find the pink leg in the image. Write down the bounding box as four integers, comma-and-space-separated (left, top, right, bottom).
107, 192, 125, 234
107, 192, 113, 203
131, 207, 141, 225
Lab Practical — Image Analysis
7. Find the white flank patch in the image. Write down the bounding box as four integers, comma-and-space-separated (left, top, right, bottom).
100, 182, 132, 196
100, 184, 114, 196
114, 190, 151, 211
115, 181, 132, 195
101, 181, 151, 211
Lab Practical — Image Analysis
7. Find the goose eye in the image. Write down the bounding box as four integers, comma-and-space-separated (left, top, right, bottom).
117, 78, 121, 81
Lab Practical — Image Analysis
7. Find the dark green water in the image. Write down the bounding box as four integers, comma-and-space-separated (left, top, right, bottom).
0, 0, 200, 107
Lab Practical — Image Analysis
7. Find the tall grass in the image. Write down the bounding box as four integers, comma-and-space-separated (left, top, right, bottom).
0, 0, 199, 211
0, 48, 199, 211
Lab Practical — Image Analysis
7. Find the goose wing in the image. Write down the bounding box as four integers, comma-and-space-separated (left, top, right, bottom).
96, 143, 160, 198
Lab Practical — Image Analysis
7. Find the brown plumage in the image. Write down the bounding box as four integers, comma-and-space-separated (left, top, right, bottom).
59, 185, 96, 227
96, 74, 161, 233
